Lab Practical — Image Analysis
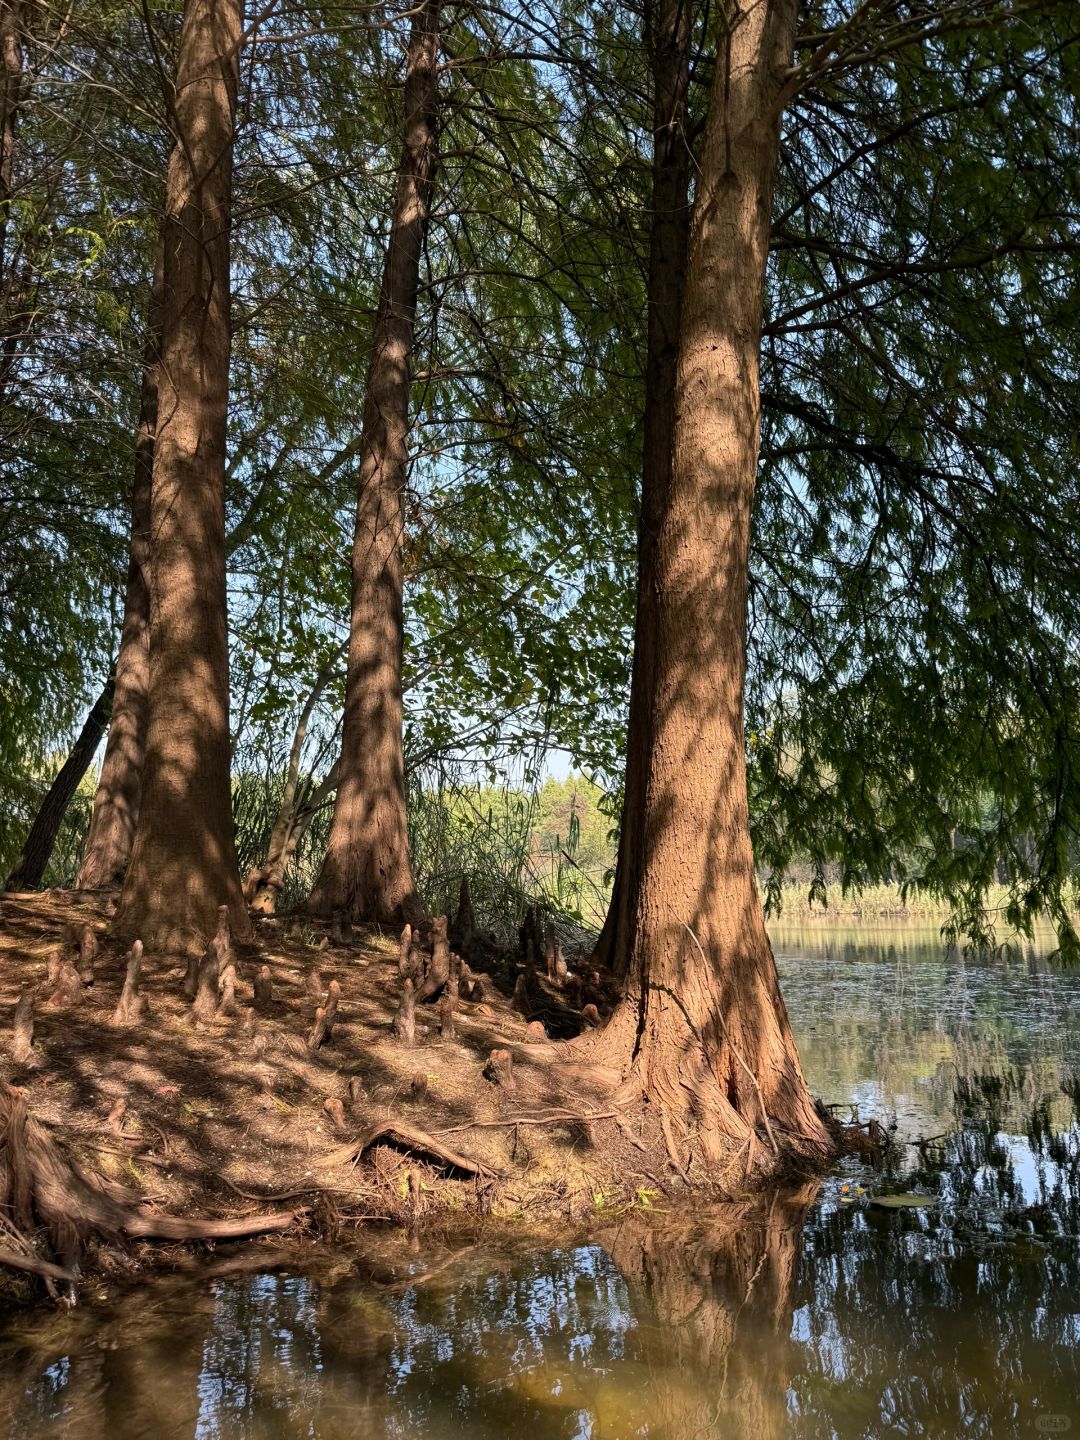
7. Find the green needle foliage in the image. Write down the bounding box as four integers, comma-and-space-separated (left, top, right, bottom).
750, 6, 1080, 952
3, 0, 1080, 956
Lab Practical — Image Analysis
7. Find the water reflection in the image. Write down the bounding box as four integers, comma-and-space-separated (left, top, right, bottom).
0, 1203, 817, 1440
771, 922, 1079, 1144
1, 928, 1078, 1438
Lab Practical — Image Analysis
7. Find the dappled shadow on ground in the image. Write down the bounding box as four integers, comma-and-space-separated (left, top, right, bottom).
0, 891, 640, 1281
2, 1004, 1079, 1440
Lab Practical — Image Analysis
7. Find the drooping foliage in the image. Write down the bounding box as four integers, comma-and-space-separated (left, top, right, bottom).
751, 8, 1080, 949
2, 0, 1079, 953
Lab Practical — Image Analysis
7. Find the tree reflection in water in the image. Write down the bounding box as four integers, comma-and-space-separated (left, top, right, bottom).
2, 931, 1079, 1438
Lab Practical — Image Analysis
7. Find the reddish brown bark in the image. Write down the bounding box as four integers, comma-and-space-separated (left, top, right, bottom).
113, 0, 250, 955
592, 0, 831, 1169
4, 674, 115, 891
76, 258, 162, 890
593, 0, 692, 979
304, 0, 442, 926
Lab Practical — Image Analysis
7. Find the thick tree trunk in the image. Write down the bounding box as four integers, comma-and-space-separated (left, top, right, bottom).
113, 0, 250, 954
594, 0, 692, 979
4, 674, 114, 891
76, 257, 162, 890
303, 0, 441, 926
593, 0, 831, 1170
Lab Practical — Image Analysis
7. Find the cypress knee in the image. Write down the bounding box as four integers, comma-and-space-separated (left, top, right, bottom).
393, 977, 416, 1044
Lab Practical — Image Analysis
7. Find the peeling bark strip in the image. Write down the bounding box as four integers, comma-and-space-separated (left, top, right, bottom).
304, 0, 443, 926
113, 0, 251, 956
77, 253, 163, 891
597, 0, 831, 1168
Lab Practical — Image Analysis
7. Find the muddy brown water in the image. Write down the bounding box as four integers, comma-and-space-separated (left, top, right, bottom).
2, 923, 1079, 1438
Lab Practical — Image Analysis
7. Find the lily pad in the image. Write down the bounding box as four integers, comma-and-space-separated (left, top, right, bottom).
869, 1193, 936, 1209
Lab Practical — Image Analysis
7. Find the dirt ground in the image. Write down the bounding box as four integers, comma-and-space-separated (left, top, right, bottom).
0, 890, 685, 1298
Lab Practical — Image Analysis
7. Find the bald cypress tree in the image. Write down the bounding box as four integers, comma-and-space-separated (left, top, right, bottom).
114, 0, 249, 953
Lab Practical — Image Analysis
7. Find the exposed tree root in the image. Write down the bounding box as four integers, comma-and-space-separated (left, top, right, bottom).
110, 940, 148, 1028
0, 893, 845, 1297
326, 1120, 501, 1180
0, 1083, 301, 1287
414, 915, 450, 1003
0, 1246, 76, 1284
436, 1108, 618, 1135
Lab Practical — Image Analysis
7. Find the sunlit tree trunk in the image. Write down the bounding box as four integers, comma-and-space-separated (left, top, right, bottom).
593, 0, 831, 1169
4, 673, 114, 890
114, 0, 250, 953
76, 255, 162, 890
304, 0, 442, 926
593, 0, 692, 978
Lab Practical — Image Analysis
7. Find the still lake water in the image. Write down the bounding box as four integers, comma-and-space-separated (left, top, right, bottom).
3, 923, 1079, 1439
